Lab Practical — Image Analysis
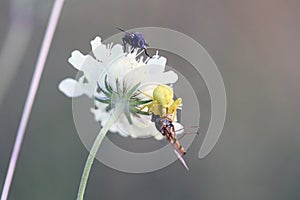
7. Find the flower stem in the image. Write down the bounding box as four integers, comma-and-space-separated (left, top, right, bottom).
77, 103, 124, 200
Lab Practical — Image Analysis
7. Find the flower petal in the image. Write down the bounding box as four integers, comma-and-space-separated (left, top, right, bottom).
115, 114, 161, 139
90, 36, 108, 62
154, 133, 164, 140
69, 50, 104, 82
91, 106, 122, 133
109, 44, 124, 60
68, 50, 87, 71
147, 56, 167, 68
147, 70, 178, 85
106, 55, 140, 91
123, 65, 178, 89
58, 78, 85, 97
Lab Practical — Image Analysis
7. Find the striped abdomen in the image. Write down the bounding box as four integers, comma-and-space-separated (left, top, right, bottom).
166, 134, 186, 156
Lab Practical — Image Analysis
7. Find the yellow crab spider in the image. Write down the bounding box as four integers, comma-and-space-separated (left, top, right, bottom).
138, 84, 182, 120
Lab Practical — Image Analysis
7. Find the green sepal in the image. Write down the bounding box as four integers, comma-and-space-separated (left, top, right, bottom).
104, 75, 113, 93
95, 96, 110, 104
105, 104, 112, 112
134, 108, 150, 116
97, 82, 111, 97
124, 108, 133, 124
125, 82, 141, 99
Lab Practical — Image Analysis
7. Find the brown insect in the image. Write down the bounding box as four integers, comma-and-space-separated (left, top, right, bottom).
136, 86, 199, 170
152, 114, 200, 170
153, 115, 186, 154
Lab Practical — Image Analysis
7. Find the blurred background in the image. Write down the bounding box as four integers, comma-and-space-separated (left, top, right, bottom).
1, 0, 300, 199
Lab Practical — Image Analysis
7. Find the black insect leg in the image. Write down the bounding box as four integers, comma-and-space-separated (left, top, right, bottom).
130, 46, 135, 53
144, 48, 152, 58
122, 38, 127, 52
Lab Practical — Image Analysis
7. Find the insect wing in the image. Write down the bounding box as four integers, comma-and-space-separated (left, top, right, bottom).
173, 149, 189, 170
174, 122, 184, 135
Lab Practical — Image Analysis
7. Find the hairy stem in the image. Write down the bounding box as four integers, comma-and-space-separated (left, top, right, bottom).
77, 104, 124, 200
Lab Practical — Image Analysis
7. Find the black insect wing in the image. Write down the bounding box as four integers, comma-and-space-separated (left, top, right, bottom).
133, 32, 147, 49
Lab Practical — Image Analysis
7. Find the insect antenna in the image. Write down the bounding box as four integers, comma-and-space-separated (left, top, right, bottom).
175, 126, 200, 133
116, 27, 127, 33
177, 126, 201, 141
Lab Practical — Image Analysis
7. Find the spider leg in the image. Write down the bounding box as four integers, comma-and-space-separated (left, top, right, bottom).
137, 103, 152, 114
168, 98, 182, 121
137, 90, 153, 99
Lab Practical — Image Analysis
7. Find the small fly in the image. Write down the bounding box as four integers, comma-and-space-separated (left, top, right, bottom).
117, 27, 152, 58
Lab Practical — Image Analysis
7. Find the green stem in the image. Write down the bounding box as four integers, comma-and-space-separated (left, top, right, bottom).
76, 104, 124, 200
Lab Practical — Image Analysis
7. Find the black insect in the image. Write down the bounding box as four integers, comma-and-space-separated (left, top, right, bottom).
117, 27, 152, 58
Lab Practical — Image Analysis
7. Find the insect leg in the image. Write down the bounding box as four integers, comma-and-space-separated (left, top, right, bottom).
171, 124, 176, 138
122, 38, 127, 52
178, 131, 200, 141
130, 46, 135, 53
144, 48, 152, 58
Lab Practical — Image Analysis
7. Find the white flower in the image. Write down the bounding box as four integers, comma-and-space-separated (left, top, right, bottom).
59, 36, 182, 139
